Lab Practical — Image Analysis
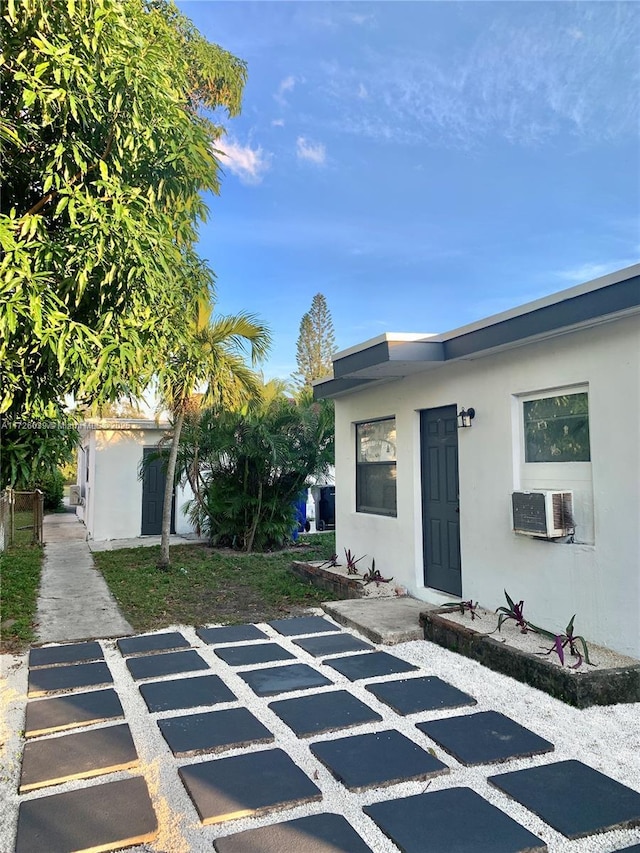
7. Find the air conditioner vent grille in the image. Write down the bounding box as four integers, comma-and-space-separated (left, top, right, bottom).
512, 490, 574, 538
552, 492, 573, 530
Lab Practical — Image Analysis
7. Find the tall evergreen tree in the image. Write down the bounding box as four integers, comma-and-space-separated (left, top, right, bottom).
293, 293, 337, 390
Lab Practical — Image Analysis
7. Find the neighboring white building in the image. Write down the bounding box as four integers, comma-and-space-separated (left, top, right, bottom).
314, 264, 640, 658
75, 419, 196, 541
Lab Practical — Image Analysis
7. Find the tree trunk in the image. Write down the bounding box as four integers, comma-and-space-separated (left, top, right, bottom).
157, 408, 185, 570
245, 480, 262, 553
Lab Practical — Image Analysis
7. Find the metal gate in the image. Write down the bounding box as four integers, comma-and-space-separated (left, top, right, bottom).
0, 488, 44, 551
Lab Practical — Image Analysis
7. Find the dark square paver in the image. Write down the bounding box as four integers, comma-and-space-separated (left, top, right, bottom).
197, 624, 268, 644
292, 633, 374, 657
269, 689, 382, 737
179, 748, 321, 825
214, 813, 374, 853
28, 661, 113, 697
29, 641, 103, 668
25, 688, 124, 738
20, 723, 138, 792
323, 651, 418, 681
117, 631, 190, 656
489, 759, 640, 839
239, 663, 333, 696
366, 675, 477, 715
364, 786, 547, 853
612, 846, 640, 852
15, 775, 157, 853
214, 642, 295, 666
139, 674, 236, 713
417, 710, 554, 766
158, 707, 273, 756
268, 616, 341, 637
310, 729, 448, 792
126, 649, 209, 681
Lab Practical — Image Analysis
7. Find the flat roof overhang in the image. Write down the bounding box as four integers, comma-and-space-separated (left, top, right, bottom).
314, 265, 640, 400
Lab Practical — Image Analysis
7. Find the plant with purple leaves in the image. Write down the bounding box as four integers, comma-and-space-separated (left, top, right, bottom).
443, 599, 481, 620
361, 559, 393, 586
496, 590, 530, 633
530, 615, 593, 668
344, 548, 365, 575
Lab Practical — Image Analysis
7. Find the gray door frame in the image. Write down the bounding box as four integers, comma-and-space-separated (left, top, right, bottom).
420, 405, 462, 596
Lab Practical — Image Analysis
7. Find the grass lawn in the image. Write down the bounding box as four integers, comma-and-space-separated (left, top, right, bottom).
11, 509, 39, 547
93, 533, 337, 632
0, 543, 42, 652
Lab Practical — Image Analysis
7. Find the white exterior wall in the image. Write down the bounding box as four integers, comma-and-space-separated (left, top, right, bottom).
77, 425, 195, 541
335, 315, 640, 657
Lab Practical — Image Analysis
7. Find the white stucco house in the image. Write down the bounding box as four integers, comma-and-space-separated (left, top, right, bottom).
74, 419, 196, 541
314, 264, 640, 658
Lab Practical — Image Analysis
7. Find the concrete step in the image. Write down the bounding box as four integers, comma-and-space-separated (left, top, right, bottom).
322, 597, 436, 645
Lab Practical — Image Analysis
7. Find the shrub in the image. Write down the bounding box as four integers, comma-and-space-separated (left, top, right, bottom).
31, 469, 65, 511
178, 394, 334, 552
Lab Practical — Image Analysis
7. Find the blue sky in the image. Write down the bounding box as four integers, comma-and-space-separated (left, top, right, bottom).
179, 1, 639, 381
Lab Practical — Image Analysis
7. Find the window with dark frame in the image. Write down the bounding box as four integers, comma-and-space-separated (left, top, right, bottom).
356, 418, 397, 516
523, 392, 590, 463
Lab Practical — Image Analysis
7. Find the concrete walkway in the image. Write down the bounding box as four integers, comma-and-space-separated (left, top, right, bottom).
36, 511, 134, 643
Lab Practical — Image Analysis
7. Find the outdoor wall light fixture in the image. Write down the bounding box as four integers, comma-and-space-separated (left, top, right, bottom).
457, 407, 475, 428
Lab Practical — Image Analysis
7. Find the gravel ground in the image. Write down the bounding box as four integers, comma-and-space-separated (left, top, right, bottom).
2, 614, 640, 853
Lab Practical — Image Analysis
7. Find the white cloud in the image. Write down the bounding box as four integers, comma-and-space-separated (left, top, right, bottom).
319, 3, 639, 149
274, 75, 296, 107
296, 136, 327, 165
215, 138, 270, 185
348, 13, 376, 27
271, 118, 285, 127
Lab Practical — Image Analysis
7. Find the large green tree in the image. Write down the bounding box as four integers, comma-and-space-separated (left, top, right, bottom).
293, 293, 337, 392
0, 0, 247, 419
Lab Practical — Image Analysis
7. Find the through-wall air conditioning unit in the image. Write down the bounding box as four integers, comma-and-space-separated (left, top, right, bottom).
512, 490, 574, 539
69, 485, 81, 506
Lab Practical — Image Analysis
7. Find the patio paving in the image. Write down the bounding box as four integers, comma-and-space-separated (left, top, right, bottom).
269, 689, 382, 737
178, 748, 322, 825
363, 787, 548, 853
213, 812, 375, 853
117, 630, 190, 656
158, 707, 274, 757
9, 619, 640, 852
489, 759, 640, 839
309, 728, 449, 791
416, 709, 555, 766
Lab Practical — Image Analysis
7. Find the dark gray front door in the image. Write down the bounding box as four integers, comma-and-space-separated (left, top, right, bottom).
420, 405, 461, 596
141, 448, 175, 535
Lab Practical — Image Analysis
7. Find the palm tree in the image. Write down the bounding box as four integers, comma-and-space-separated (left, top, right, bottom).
175, 381, 334, 552
156, 297, 271, 569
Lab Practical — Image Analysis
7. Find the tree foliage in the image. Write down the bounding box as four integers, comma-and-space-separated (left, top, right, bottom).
0, 417, 78, 489
176, 388, 334, 552
0, 0, 247, 419
293, 293, 337, 391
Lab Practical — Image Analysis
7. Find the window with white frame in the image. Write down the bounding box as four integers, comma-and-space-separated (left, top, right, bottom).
356, 417, 397, 516
517, 386, 594, 544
